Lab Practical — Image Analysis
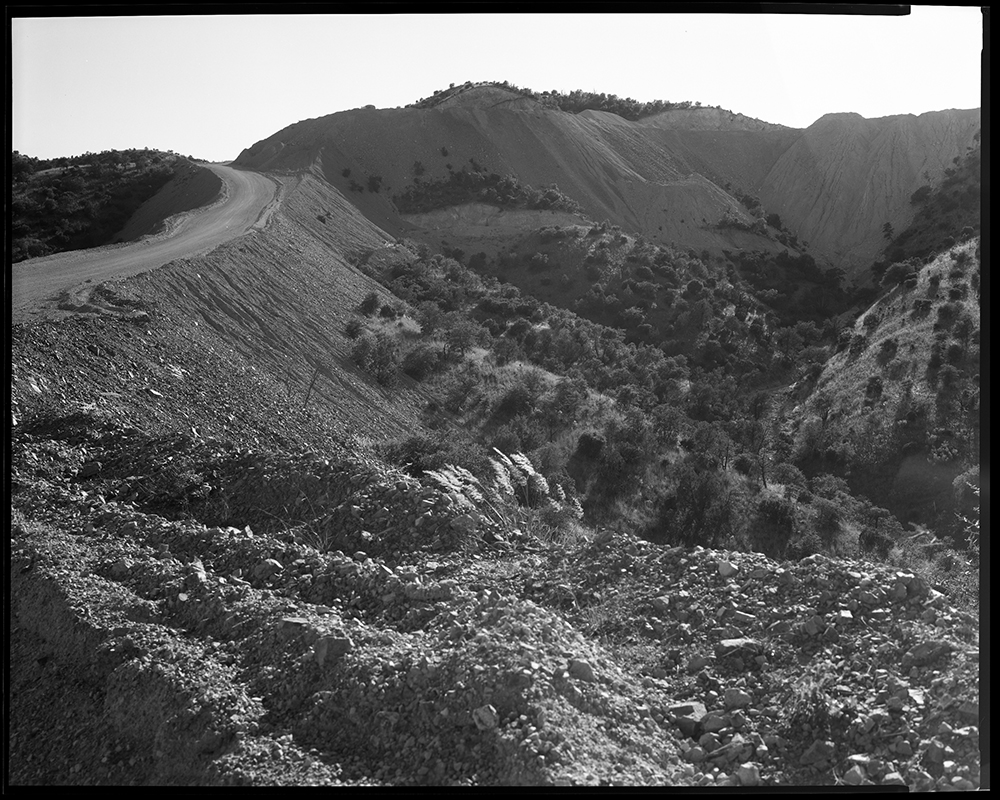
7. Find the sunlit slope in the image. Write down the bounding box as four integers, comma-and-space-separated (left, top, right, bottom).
760, 110, 981, 276
133, 171, 427, 440
234, 100, 796, 255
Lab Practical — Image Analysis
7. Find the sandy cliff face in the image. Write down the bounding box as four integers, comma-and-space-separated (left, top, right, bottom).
235, 103, 979, 275
759, 110, 981, 275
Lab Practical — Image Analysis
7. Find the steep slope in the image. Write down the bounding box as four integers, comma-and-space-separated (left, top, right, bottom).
783, 238, 981, 533
234, 104, 797, 259
235, 100, 979, 277
760, 110, 981, 276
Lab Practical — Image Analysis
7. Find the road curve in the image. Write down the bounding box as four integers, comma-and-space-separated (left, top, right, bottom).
10, 164, 278, 324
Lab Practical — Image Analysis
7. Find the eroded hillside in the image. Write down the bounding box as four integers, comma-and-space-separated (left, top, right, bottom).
234, 93, 979, 277
10, 92, 981, 788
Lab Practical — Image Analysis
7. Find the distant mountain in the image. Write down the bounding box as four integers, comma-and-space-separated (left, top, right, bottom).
234, 88, 979, 280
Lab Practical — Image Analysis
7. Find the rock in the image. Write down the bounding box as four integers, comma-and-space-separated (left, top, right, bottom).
451, 514, 478, 535
686, 746, 706, 763
314, 636, 352, 666
568, 659, 597, 683
844, 765, 867, 785
718, 560, 739, 578
254, 558, 284, 580
652, 596, 672, 615
926, 739, 947, 763
731, 610, 756, 625
77, 461, 101, 479
702, 713, 728, 733
670, 701, 708, 738
799, 740, 836, 767
279, 616, 310, 633
724, 688, 752, 709
881, 772, 906, 785
736, 762, 760, 787
902, 640, 954, 668
803, 615, 825, 636
687, 655, 711, 673
472, 704, 499, 731
715, 638, 760, 659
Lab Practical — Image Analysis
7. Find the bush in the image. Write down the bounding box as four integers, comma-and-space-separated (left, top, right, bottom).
812, 496, 841, 534
575, 431, 605, 460
358, 291, 380, 316
848, 334, 868, 358
401, 343, 443, 380
351, 333, 399, 386
344, 317, 364, 339
749, 495, 796, 558
367, 174, 383, 193
733, 453, 754, 476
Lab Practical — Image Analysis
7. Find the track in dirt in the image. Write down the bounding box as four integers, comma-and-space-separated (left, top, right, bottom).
9, 165, 278, 324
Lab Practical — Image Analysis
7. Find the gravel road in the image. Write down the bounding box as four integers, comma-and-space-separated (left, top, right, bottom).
10, 164, 278, 324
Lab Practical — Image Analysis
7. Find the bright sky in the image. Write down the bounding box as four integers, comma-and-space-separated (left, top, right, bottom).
12, 8, 983, 163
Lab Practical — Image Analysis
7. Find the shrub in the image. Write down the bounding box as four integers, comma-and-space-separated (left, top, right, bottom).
865, 376, 883, 403
401, 343, 443, 380
733, 453, 754, 476
750, 495, 796, 557
812, 496, 841, 534
877, 338, 899, 363
344, 317, 364, 339
936, 302, 959, 329
367, 174, 383, 193
575, 431, 605, 460
848, 334, 868, 358
358, 291, 380, 316
771, 462, 806, 489
351, 333, 399, 386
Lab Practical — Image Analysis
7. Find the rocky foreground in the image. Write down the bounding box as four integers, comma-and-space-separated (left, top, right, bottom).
9, 412, 981, 787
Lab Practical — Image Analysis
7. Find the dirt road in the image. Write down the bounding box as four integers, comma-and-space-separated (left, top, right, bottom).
10, 164, 278, 324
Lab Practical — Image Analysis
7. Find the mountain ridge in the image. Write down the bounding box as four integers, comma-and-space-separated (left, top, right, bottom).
234, 100, 979, 278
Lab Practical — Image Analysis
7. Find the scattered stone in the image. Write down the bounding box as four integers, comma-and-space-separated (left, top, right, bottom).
799, 740, 836, 768
736, 762, 760, 786
724, 688, 752, 710
77, 462, 101, 479
686, 746, 706, 763
687, 655, 711, 673
652, 596, 671, 615
843, 765, 866, 785
568, 659, 597, 683
254, 558, 284, 580
472, 704, 499, 731
902, 640, 954, 668
313, 636, 352, 666
702, 713, 728, 733
718, 560, 739, 578
714, 638, 760, 659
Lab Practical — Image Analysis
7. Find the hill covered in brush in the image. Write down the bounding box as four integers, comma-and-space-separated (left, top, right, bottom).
10, 149, 212, 263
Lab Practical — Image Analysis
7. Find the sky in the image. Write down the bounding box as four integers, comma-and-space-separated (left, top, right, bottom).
12, 7, 984, 163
